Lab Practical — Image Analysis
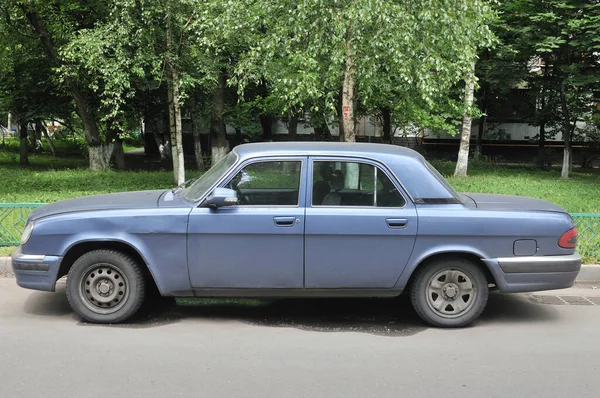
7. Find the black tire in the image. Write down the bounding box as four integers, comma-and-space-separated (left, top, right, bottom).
410, 258, 489, 328
66, 250, 146, 324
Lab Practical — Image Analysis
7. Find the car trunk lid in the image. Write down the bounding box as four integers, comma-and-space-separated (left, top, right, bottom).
462, 193, 568, 214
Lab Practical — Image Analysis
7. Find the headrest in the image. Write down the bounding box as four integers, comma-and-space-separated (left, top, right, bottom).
330, 170, 344, 191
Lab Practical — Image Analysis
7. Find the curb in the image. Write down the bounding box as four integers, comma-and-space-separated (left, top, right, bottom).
1, 256, 600, 283
574, 263, 600, 283
0, 257, 11, 277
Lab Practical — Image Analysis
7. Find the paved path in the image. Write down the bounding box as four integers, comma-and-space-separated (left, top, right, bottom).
1, 277, 600, 397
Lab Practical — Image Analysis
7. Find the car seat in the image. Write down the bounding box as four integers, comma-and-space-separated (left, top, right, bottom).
322, 170, 344, 205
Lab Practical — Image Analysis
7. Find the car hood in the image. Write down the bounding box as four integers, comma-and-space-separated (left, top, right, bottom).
462, 193, 567, 213
28, 190, 168, 221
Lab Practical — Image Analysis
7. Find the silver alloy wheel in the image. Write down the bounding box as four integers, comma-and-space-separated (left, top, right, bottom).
425, 268, 476, 318
79, 263, 130, 315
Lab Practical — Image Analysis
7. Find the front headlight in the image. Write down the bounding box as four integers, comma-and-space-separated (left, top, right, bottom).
21, 221, 34, 245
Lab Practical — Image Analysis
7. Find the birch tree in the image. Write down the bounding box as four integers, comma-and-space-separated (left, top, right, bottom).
227, 0, 495, 142
454, 61, 477, 177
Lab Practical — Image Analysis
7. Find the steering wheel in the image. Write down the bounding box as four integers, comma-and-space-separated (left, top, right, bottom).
233, 186, 248, 205
229, 173, 249, 205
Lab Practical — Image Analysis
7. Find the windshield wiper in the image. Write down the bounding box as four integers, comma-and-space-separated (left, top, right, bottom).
171, 178, 198, 193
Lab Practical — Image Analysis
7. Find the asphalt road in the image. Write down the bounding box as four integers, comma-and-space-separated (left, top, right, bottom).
1, 278, 600, 398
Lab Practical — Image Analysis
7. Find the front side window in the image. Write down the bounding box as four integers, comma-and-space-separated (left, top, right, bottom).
225, 161, 301, 206
184, 152, 238, 202
312, 161, 405, 207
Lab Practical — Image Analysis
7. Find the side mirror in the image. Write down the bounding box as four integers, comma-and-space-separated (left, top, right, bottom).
204, 187, 238, 208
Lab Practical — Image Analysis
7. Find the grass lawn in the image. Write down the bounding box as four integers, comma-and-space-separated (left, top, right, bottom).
0, 141, 182, 203
432, 161, 600, 214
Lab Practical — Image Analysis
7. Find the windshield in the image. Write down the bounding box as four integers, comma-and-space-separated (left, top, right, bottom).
184, 152, 238, 202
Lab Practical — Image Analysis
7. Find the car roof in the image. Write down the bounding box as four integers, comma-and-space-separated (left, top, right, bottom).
232, 141, 424, 161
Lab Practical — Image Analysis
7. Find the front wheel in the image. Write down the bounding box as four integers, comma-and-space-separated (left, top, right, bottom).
410, 259, 489, 328
66, 250, 146, 324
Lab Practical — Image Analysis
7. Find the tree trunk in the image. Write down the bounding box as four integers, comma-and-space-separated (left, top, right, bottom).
260, 115, 273, 142
537, 123, 546, 168
288, 112, 299, 141
559, 84, 571, 179
314, 125, 331, 141
454, 61, 476, 177
537, 56, 549, 169
151, 119, 167, 160
19, 121, 29, 165
475, 94, 486, 157
113, 136, 125, 170
189, 98, 204, 170
340, 38, 356, 142
476, 116, 484, 157
33, 122, 43, 151
382, 108, 392, 144
166, 12, 185, 185
210, 70, 229, 166
235, 128, 243, 144
24, 8, 106, 170
561, 140, 571, 178
37, 119, 56, 156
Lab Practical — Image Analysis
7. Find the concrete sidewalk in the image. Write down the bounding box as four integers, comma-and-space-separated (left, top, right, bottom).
2, 256, 600, 283
0, 257, 12, 277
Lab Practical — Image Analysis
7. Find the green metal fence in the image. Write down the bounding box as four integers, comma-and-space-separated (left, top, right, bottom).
571, 214, 600, 262
0, 204, 45, 246
1, 204, 600, 262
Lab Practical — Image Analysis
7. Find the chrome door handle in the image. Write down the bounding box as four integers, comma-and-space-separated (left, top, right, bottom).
273, 216, 296, 227
386, 218, 407, 229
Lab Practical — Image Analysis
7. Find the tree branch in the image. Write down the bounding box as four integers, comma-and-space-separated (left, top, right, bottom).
2, 7, 41, 40
177, 13, 195, 54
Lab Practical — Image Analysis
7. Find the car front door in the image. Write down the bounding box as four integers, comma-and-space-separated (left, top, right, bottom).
187, 157, 307, 289
305, 157, 418, 289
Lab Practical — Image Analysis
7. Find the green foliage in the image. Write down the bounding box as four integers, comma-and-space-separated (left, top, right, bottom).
223, 0, 496, 134
482, 0, 600, 151
0, 2, 73, 123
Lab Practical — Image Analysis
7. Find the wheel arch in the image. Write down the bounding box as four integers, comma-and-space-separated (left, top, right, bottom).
403, 251, 497, 291
58, 240, 160, 295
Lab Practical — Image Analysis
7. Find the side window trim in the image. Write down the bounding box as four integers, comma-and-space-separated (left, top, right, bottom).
309, 157, 407, 209
219, 157, 306, 208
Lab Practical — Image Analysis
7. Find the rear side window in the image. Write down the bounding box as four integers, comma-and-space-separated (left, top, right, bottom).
312, 161, 405, 207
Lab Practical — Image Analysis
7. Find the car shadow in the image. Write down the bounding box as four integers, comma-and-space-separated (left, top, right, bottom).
478, 292, 560, 324
23, 286, 560, 335
23, 287, 72, 317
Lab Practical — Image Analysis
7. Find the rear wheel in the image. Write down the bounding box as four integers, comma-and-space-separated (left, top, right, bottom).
66, 250, 146, 324
410, 258, 488, 328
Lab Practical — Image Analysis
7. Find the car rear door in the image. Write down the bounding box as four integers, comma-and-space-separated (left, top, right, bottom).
304, 157, 418, 289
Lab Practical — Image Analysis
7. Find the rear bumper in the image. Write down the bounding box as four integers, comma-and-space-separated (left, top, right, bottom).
483, 253, 582, 293
11, 248, 62, 292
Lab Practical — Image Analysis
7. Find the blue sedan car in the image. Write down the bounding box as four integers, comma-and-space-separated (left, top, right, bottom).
12, 142, 581, 327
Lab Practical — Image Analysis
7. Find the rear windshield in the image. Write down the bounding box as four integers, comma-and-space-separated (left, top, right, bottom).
422, 161, 462, 203
394, 160, 463, 204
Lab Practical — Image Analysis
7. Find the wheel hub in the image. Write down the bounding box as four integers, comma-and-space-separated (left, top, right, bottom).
97, 280, 113, 296
442, 283, 459, 299
80, 264, 129, 314
425, 268, 477, 318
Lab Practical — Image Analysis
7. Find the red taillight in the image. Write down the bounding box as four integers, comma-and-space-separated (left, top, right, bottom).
558, 227, 578, 249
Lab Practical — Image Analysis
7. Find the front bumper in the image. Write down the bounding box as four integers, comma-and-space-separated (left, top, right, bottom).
483, 253, 582, 293
12, 247, 62, 292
